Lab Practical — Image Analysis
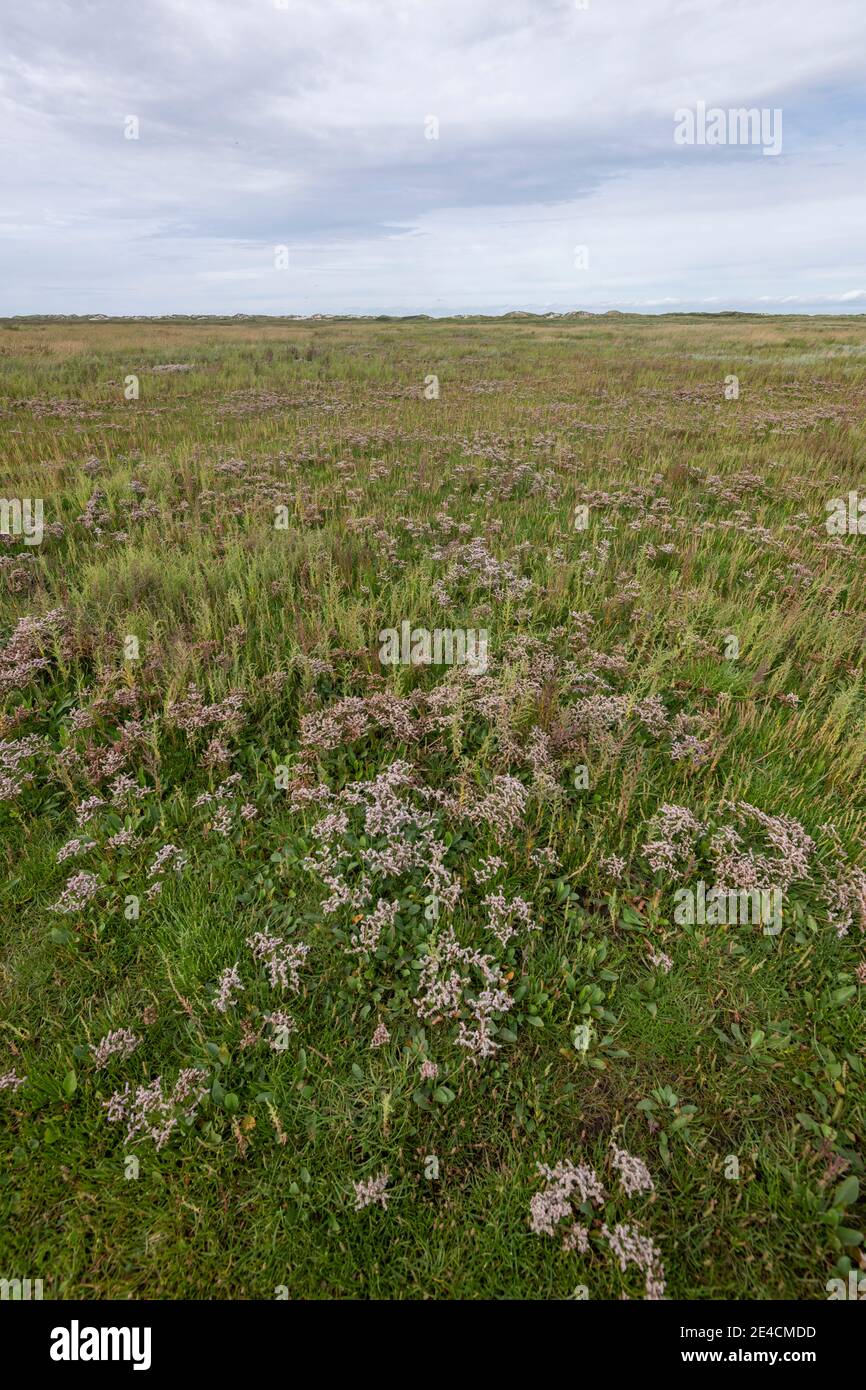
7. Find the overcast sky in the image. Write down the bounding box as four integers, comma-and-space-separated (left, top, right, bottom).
2, 0, 865, 316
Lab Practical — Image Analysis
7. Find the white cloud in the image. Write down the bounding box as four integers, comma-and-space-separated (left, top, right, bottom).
2, 0, 865, 313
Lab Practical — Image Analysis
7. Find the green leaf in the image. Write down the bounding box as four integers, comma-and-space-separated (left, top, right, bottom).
223, 1092, 240, 1114
50, 927, 75, 946
433, 1085, 456, 1105
834, 1176, 859, 1209
62, 1070, 77, 1099
837, 1228, 864, 1246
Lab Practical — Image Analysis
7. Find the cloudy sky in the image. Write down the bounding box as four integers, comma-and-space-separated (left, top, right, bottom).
2, 0, 866, 316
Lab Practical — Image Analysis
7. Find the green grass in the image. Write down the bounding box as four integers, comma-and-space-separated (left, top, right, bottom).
0, 314, 864, 1300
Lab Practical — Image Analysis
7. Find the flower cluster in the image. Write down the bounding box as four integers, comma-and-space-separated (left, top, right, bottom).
50, 870, 100, 914
213, 963, 244, 1013
529, 1160, 605, 1236
529, 1147, 664, 1298
56, 836, 97, 863
481, 890, 537, 948
415, 928, 513, 1062
642, 804, 705, 875
354, 1170, 390, 1211
0, 734, 45, 800
91, 1028, 141, 1069
610, 1143, 655, 1197
602, 1221, 666, 1300
246, 931, 310, 992
0, 608, 70, 697
105, 1068, 208, 1148
167, 684, 246, 739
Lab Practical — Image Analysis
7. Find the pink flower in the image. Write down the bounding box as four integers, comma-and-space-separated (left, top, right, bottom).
609, 1143, 655, 1198
50, 870, 100, 914
213, 964, 244, 1013
91, 1028, 141, 1069
354, 1170, 390, 1211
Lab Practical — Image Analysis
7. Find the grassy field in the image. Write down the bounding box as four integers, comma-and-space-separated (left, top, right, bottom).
1, 313, 865, 1300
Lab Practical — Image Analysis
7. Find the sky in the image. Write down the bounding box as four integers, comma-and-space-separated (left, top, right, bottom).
2, 0, 866, 316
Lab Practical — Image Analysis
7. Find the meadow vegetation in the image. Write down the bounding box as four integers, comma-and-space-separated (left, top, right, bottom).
0, 313, 864, 1299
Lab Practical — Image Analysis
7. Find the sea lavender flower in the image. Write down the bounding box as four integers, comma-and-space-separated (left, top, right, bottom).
0, 1071, 26, 1090
104, 1067, 208, 1149
201, 737, 232, 769
601, 1221, 666, 1300
482, 890, 537, 948
642, 804, 705, 875
91, 1028, 141, 1069
75, 795, 105, 827
109, 773, 149, 804
167, 684, 246, 739
562, 1222, 590, 1254
147, 844, 187, 878
530, 845, 561, 870
670, 734, 710, 766
0, 734, 44, 800
648, 948, 673, 973
530, 1160, 605, 1236
353, 1170, 390, 1211
104, 828, 141, 851
348, 898, 400, 957
609, 1143, 655, 1197
50, 870, 100, 914
246, 932, 309, 992
370, 1022, 390, 1048
213, 963, 244, 1013
263, 1011, 296, 1050
56, 836, 97, 864
472, 855, 506, 884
